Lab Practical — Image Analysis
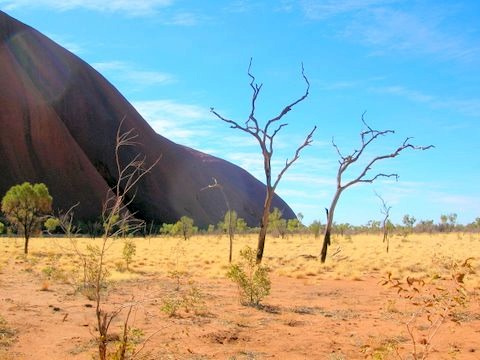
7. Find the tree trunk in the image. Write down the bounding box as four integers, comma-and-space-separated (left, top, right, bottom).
320, 230, 330, 263
256, 188, 274, 263
229, 232, 233, 263
320, 188, 342, 263
24, 235, 29, 254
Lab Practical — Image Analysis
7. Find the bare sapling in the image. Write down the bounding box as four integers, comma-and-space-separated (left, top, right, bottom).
320, 113, 433, 262
375, 192, 392, 253
201, 178, 236, 262
211, 59, 316, 263
53, 203, 92, 292
93, 120, 159, 360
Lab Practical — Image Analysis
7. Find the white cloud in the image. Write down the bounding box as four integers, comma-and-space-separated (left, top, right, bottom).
92, 61, 175, 86
301, 0, 398, 20
300, 1, 480, 63
46, 33, 84, 55
224, 0, 258, 13
133, 99, 209, 120
0, 0, 174, 16
165, 12, 199, 26
132, 99, 214, 144
371, 85, 480, 118
430, 193, 480, 210
277, 188, 329, 200
283, 173, 336, 187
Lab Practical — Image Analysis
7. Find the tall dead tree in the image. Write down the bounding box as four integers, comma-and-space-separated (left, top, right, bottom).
211, 59, 316, 263
320, 113, 433, 263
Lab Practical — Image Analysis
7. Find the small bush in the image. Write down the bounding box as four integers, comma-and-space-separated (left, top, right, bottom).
111, 327, 144, 360
122, 239, 136, 271
0, 315, 16, 348
160, 282, 206, 317
227, 246, 271, 306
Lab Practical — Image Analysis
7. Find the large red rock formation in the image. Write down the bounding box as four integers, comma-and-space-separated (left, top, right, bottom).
0, 11, 295, 227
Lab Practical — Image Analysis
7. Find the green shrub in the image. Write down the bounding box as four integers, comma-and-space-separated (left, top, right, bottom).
227, 246, 270, 306
122, 239, 136, 271
44, 217, 60, 233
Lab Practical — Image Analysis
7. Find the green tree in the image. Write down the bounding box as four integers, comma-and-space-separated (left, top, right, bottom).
309, 220, 322, 238
287, 218, 301, 233
268, 208, 287, 238
174, 216, 197, 240
236, 218, 248, 233
224, 210, 238, 262
0, 221, 4, 234
416, 220, 434, 234
474, 217, 480, 233
402, 214, 416, 235
448, 213, 458, 231
160, 223, 174, 235
366, 220, 381, 233
1, 182, 52, 254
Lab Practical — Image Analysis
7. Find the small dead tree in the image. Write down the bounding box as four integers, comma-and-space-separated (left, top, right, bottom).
320, 113, 433, 262
211, 59, 316, 263
94, 121, 159, 360
201, 178, 235, 262
375, 191, 392, 253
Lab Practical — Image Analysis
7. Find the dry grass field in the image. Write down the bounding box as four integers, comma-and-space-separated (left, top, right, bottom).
0, 232, 479, 359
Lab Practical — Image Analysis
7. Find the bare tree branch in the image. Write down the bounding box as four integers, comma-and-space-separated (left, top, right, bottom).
320, 114, 433, 262
273, 125, 317, 190
211, 60, 316, 263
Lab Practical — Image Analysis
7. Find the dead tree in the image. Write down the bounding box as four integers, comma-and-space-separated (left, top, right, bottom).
95, 121, 159, 360
211, 59, 316, 263
375, 191, 392, 253
201, 178, 235, 263
320, 113, 433, 263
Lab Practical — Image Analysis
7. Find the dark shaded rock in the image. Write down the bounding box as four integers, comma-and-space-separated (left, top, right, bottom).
0, 11, 295, 227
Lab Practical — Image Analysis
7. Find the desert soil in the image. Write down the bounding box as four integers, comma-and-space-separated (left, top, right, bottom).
0, 234, 479, 359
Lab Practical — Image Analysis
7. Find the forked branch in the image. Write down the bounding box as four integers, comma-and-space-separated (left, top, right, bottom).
320, 114, 433, 262
211, 59, 316, 263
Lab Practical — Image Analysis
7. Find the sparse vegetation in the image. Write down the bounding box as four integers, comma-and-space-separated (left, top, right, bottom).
0, 315, 16, 349
0, 232, 479, 358
381, 257, 476, 359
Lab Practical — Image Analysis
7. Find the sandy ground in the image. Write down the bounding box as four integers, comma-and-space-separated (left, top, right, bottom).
0, 234, 479, 359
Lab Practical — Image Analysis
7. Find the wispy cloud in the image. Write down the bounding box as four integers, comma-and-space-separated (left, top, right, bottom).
224, 0, 259, 13
46, 33, 84, 55
132, 99, 213, 143
92, 61, 175, 87
301, 0, 398, 20
165, 12, 199, 26
428, 191, 480, 211
371, 85, 480, 118
283, 173, 336, 187
0, 0, 174, 16
299, 1, 480, 63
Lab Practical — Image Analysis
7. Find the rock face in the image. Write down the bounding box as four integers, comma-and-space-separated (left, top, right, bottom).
0, 11, 295, 227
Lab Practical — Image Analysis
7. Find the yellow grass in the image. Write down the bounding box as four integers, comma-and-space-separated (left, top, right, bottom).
1, 232, 479, 289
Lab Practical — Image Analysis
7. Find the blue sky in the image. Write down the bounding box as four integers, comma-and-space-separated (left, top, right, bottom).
2, 0, 479, 226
